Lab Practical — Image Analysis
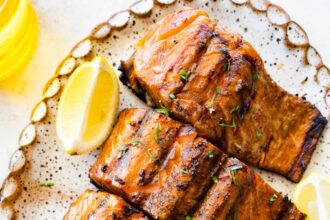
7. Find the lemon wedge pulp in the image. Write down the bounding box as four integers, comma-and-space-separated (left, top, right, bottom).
56, 56, 120, 155
293, 172, 330, 220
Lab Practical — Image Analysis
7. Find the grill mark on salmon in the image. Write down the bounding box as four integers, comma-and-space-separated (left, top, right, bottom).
287, 114, 327, 181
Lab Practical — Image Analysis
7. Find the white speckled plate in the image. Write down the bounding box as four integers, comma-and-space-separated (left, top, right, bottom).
1, 0, 330, 219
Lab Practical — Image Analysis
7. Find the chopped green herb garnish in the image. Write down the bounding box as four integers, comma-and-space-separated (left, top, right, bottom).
219, 119, 236, 128
252, 72, 259, 81
154, 123, 163, 144
117, 145, 129, 159
229, 164, 242, 185
169, 93, 176, 100
130, 140, 140, 147
39, 181, 54, 187
223, 60, 231, 72
251, 107, 257, 115
230, 105, 240, 114
230, 119, 236, 128
219, 121, 226, 127
209, 87, 221, 109
233, 212, 237, 220
178, 69, 190, 81
180, 168, 189, 174
208, 151, 214, 159
256, 130, 262, 139
185, 216, 193, 220
269, 194, 278, 205
211, 175, 218, 183
155, 102, 170, 116
229, 170, 238, 185
130, 140, 157, 163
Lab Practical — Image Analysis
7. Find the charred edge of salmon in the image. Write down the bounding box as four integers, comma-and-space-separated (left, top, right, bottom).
119, 59, 151, 105
276, 196, 306, 220
287, 113, 327, 182
118, 60, 132, 89
89, 178, 105, 191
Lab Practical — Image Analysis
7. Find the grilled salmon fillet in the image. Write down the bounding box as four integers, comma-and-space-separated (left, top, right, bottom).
120, 7, 327, 182
89, 109, 305, 219
63, 189, 148, 220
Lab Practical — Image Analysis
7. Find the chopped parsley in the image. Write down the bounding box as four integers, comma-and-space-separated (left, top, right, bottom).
130, 140, 157, 163
233, 212, 237, 220
229, 164, 242, 185
180, 168, 189, 174
211, 175, 219, 183
251, 107, 258, 115
223, 60, 232, 72
169, 93, 176, 100
229, 170, 237, 185
209, 87, 221, 109
230, 105, 240, 114
208, 151, 214, 159
269, 194, 278, 205
252, 72, 259, 81
256, 130, 262, 139
185, 216, 193, 220
155, 102, 170, 116
219, 119, 236, 128
154, 123, 163, 144
117, 145, 129, 159
130, 140, 141, 147
39, 181, 54, 187
178, 69, 190, 81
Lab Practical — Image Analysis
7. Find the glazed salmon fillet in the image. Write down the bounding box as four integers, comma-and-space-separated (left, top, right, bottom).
63, 189, 148, 220
120, 8, 327, 182
89, 109, 305, 220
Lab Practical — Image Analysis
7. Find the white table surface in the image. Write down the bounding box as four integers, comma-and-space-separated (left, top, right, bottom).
0, 0, 329, 184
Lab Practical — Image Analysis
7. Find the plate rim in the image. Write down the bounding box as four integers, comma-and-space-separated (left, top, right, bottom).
1, 0, 329, 218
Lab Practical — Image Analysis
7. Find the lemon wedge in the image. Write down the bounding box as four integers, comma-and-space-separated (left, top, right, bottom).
56, 56, 120, 155
293, 172, 330, 220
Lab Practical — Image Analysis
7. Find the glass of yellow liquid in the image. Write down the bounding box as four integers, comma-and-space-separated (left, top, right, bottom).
0, 0, 38, 82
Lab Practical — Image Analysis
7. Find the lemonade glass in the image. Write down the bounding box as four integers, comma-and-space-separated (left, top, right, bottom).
0, 0, 38, 82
